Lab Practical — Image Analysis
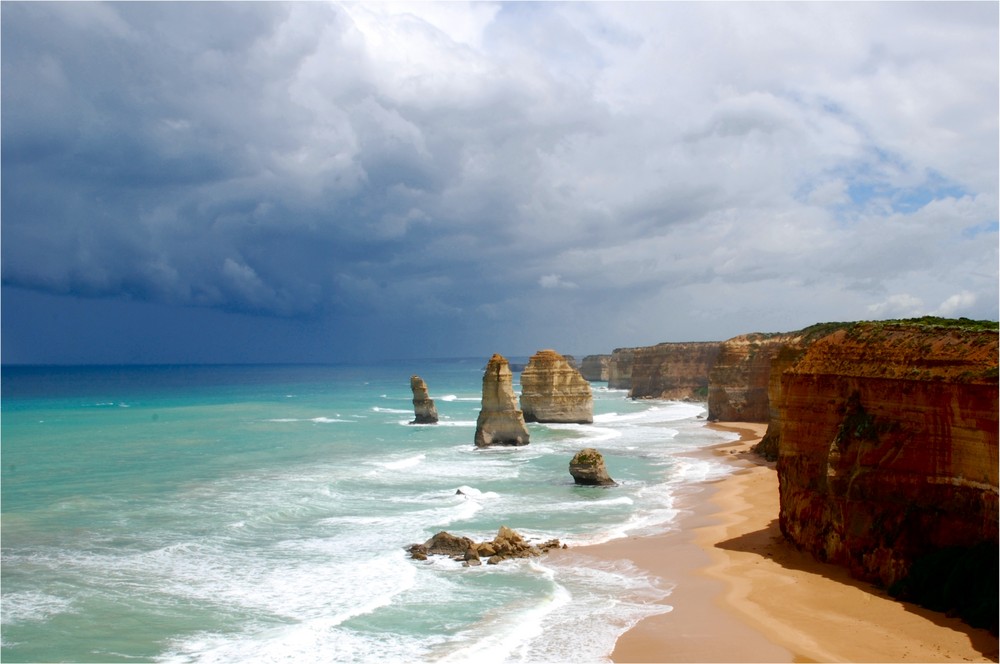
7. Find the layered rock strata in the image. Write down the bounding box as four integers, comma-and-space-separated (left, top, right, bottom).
408, 526, 564, 565
608, 347, 636, 390
707, 334, 798, 423
775, 322, 999, 589
628, 341, 722, 399
579, 354, 611, 382
408, 375, 439, 424
474, 354, 530, 447
569, 448, 616, 486
519, 349, 594, 424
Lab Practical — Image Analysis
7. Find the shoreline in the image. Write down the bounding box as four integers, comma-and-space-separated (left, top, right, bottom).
563, 421, 998, 663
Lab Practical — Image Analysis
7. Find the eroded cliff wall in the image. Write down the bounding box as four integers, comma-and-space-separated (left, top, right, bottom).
775, 322, 998, 588
608, 348, 636, 390
579, 355, 611, 382
707, 333, 799, 422
628, 342, 722, 400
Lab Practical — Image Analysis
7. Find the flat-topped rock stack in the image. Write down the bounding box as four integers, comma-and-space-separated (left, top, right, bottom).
474, 354, 531, 447
519, 349, 594, 424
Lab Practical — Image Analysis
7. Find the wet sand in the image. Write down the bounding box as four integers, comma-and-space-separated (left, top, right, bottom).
565, 422, 998, 663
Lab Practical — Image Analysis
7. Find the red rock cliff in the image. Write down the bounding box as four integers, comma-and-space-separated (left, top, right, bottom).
628, 342, 722, 400
775, 322, 998, 587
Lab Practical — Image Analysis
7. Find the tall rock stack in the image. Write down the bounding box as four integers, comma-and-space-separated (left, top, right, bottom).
519, 349, 594, 424
474, 354, 530, 447
409, 375, 439, 424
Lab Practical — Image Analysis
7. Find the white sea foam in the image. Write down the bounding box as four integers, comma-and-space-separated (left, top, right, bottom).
377, 453, 426, 471
436, 561, 572, 663
1, 591, 73, 624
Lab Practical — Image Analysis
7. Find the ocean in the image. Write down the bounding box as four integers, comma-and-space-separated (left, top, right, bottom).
1, 360, 738, 663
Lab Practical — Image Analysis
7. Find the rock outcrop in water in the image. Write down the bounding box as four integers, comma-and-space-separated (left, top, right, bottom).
474, 354, 530, 447
519, 349, 593, 424
774, 320, 999, 591
579, 355, 611, 382
409, 375, 439, 424
628, 341, 722, 400
408, 526, 564, 565
569, 448, 616, 486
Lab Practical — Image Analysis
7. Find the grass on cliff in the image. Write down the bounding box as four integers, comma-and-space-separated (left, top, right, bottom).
786, 317, 998, 339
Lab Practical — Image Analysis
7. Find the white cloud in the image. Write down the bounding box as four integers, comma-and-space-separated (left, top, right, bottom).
539, 274, 578, 290
935, 291, 978, 317
867, 294, 926, 318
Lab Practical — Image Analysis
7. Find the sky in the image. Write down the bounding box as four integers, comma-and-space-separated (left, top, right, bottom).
2, 1, 998, 365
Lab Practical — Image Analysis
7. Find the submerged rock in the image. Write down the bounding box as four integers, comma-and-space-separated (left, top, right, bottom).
409, 375, 439, 424
474, 354, 530, 447
569, 448, 616, 486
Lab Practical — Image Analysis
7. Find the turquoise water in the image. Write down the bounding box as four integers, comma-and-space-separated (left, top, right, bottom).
1, 361, 736, 662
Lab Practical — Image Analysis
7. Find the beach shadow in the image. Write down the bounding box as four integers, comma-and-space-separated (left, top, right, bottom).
715, 519, 1000, 661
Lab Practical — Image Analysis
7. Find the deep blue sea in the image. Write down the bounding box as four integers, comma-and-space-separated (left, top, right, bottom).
1, 361, 737, 663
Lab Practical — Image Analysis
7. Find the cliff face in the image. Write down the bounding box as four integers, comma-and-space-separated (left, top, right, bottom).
519, 350, 594, 424
707, 334, 799, 422
579, 355, 611, 382
475, 354, 531, 447
608, 348, 636, 390
628, 342, 722, 400
776, 322, 999, 588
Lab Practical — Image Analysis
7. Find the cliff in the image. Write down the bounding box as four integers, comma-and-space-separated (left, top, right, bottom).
579, 354, 611, 382
628, 341, 722, 400
708, 333, 797, 422
474, 354, 531, 447
608, 347, 636, 390
519, 349, 594, 424
775, 321, 999, 591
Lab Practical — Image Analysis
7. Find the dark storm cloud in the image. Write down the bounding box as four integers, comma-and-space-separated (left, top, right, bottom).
2, 2, 997, 364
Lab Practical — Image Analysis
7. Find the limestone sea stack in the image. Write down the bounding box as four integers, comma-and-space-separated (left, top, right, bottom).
569, 448, 616, 486
519, 349, 594, 424
409, 375, 439, 424
474, 354, 530, 447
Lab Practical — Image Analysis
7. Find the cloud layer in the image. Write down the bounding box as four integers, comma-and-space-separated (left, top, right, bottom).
2, 2, 997, 361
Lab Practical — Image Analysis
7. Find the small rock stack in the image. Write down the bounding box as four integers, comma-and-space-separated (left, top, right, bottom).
409, 375, 439, 424
569, 448, 617, 486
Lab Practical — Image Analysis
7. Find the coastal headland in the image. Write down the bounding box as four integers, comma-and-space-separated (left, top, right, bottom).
570, 423, 998, 663
565, 317, 998, 661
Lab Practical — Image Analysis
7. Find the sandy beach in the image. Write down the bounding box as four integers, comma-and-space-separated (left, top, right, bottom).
565, 422, 999, 663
